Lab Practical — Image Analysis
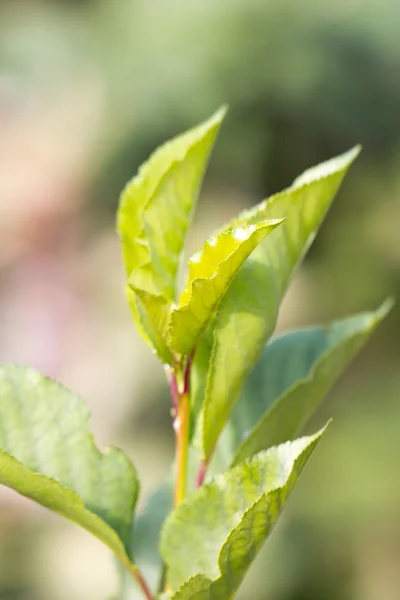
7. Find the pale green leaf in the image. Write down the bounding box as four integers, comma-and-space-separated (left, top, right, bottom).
169, 575, 212, 600
125, 285, 173, 365
197, 146, 360, 459
218, 300, 391, 469
127, 286, 173, 365
117, 108, 226, 359
118, 107, 226, 294
0, 365, 138, 564
161, 428, 326, 596
168, 219, 284, 355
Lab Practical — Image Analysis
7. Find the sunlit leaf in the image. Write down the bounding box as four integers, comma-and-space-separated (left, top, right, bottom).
127, 286, 173, 365
196, 147, 360, 460
117, 108, 226, 360
161, 428, 326, 596
0, 365, 138, 565
168, 219, 283, 355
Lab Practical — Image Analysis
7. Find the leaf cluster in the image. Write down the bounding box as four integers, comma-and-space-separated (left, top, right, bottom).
0, 109, 391, 600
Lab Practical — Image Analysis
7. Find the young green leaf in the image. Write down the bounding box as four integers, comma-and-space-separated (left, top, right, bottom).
117, 108, 226, 360
161, 427, 326, 596
0, 365, 138, 565
118, 107, 226, 293
128, 285, 173, 365
168, 219, 284, 355
125, 284, 174, 364
217, 300, 391, 469
196, 146, 360, 460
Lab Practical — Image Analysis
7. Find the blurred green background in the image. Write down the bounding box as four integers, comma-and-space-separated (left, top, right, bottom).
0, 1, 399, 599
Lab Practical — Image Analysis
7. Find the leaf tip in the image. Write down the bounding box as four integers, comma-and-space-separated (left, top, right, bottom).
345, 144, 362, 163
200, 105, 228, 134
377, 296, 395, 320
214, 103, 228, 122
292, 145, 361, 189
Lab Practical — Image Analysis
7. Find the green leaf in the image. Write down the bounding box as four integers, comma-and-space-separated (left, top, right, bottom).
196, 146, 360, 460
117, 108, 226, 360
169, 575, 212, 600
124, 285, 173, 365
168, 219, 284, 355
161, 428, 326, 597
0, 365, 138, 564
127, 286, 173, 365
219, 300, 392, 468
118, 106, 226, 293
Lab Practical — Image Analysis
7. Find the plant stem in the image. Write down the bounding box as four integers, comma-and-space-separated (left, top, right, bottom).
172, 355, 192, 507
174, 389, 190, 506
125, 562, 154, 600
170, 369, 179, 419
195, 458, 208, 488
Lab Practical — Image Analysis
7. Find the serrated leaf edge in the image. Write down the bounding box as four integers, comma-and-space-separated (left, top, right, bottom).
166, 427, 328, 598
167, 219, 284, 354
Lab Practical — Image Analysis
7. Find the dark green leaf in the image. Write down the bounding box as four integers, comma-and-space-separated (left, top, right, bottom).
216, 300, 392, 469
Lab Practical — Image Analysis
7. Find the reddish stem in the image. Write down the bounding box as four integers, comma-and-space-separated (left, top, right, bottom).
170, 372, 179, 419
183, 354, 192, 395
195, 459, 208, 488
126, 562, 154, 600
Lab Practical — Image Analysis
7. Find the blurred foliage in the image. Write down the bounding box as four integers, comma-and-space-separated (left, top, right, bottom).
0, 0, 399, 599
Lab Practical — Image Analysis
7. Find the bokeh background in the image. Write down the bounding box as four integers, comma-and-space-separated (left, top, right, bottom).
0, 1, 399, 599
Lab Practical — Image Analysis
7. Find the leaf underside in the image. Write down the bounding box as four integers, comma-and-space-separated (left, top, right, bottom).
210, 300, 392, 471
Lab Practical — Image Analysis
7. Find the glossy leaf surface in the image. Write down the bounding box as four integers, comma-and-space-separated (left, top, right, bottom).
168, 219, 283, 355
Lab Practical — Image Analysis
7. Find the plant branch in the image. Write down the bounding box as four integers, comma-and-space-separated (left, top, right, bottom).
169, 370, 179, 420
174, 389, 190, 506
125, 561, 154, 600
172, 355, 193, 508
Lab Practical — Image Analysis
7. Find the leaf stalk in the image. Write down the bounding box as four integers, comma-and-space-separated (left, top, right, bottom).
124, 561, 154, 600
171, 355, 192, 507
